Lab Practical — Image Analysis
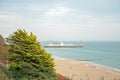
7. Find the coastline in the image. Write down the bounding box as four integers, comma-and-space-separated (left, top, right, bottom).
53, 56, 120, 72
82, 61, 120, 73
54, 59, 120, 80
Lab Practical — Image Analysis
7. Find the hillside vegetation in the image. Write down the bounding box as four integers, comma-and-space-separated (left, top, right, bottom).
0, 32, 70, 80
0, 62, 13, 80
0, 35, 8, 64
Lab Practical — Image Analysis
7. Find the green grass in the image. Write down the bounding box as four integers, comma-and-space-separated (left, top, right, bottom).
0, 66, 9, 80
0, 62, 13, 80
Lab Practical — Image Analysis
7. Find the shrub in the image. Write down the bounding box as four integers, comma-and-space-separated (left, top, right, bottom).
0, 62, 13, 80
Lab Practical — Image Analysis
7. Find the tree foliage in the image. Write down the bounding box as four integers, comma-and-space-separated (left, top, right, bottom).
6, 29, 57, 79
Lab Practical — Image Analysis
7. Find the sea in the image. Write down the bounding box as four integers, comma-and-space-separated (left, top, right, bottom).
41, 41, 120, 71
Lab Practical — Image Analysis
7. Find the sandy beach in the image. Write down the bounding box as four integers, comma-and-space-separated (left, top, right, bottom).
55, 59, 120, 80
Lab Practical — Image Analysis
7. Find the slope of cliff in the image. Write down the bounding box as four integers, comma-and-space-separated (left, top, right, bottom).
0, 35, 8, 64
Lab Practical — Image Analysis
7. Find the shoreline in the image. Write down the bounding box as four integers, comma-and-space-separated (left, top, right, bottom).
82, 61, 120, 73
53, 56, 120, 73
54, 59, 120, 80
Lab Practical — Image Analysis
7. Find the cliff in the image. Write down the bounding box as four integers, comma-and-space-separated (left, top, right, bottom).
0, 35, 8, 64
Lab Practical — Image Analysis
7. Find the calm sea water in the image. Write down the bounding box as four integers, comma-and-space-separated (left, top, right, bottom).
41, 41, 120, 70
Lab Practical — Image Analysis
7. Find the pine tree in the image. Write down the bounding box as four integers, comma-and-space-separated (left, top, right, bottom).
6, 29, 57, 79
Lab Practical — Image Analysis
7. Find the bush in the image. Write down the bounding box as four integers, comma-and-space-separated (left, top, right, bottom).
0, 62, 13, 80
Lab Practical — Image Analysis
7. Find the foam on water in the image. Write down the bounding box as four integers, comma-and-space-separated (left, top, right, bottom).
52, 55, 67, 60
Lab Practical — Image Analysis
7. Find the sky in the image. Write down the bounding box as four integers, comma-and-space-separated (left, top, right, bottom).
0, 0, 120, 41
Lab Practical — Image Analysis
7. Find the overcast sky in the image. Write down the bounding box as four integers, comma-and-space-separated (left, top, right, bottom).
0, 0, 120, 41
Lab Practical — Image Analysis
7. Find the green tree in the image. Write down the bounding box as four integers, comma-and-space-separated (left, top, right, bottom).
6, 29, 57, 80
